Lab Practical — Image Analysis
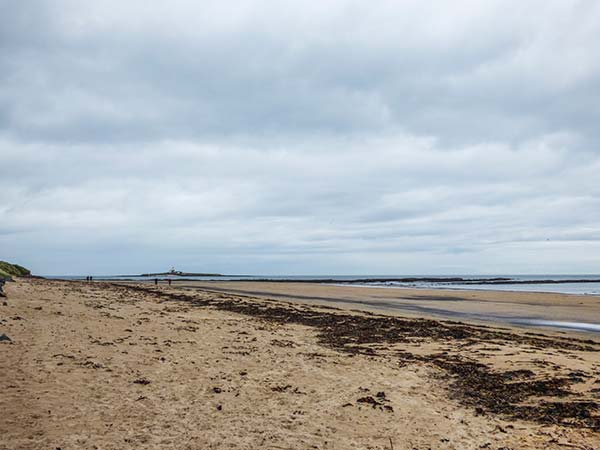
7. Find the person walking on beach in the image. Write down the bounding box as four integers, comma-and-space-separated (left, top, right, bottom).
168, 279, 172, 286
154, 278, 158, 286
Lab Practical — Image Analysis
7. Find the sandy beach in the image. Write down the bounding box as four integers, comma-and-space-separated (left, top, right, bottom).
169, 280, 600, 335
2, 278, 600, 449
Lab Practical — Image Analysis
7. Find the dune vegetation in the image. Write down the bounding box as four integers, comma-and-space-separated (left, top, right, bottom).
0, 261, 31, 279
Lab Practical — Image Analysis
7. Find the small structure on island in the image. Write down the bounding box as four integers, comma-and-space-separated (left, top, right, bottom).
169, 267, 183, 276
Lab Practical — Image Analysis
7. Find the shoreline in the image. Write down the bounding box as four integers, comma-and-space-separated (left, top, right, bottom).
44, 275, 600, 296
330, 282, 600, 296
139, 280, 600, 336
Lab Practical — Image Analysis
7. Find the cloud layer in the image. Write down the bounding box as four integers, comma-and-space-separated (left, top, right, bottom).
1, 0, 600, 275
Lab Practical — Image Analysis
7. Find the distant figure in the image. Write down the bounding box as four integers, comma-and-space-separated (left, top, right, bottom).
168, 279, 172, 286
90, 276, 93, 282
154, 278, 158, 286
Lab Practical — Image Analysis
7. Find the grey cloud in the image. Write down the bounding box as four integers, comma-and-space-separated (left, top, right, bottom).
1, 1, 600, 275
2, 1, 599, 146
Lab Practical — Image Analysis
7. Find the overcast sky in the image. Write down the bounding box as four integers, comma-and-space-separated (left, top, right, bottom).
1, 0, 600, 276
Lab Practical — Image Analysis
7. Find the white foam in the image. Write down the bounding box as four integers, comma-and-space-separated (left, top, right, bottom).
513, 319, 600, 333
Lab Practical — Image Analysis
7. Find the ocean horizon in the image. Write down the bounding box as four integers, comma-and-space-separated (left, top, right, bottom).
46, 274, 600, 295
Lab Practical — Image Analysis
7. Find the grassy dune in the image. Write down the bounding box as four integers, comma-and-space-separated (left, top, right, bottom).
0, 261, 31, 280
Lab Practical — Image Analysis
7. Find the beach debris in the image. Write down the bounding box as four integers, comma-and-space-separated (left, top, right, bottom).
356, 396, 379, 406
567, 370, 590, 382
356, 394, 394, 412
270, 385, 306, 395
133, 378, 151, 385
90, 338, 115, 346
80, 360, 106, 370
270, 339, 296, 348
120, 283, 600, 429
0, 333, 11, 342
271, 384, 292, 393
212, 387, 222, 394
52, 353, 76, 359
175, 325, 198, 332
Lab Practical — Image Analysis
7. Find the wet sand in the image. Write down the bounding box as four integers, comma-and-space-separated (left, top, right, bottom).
171, 281, 600, 334
1, 278, 600, 449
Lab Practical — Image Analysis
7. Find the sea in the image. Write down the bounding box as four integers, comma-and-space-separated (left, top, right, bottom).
48, 274, 600, 295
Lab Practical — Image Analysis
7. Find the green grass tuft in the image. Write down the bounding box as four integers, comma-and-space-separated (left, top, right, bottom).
0, 261, 31, 279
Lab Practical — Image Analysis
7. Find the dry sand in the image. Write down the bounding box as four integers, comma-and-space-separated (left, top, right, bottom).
1, 278, 600, 449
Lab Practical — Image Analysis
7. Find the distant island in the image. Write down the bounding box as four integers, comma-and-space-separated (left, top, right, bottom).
139, 268, 223, 277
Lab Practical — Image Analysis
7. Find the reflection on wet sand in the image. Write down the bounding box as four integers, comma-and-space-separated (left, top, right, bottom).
171, 281, 600, 334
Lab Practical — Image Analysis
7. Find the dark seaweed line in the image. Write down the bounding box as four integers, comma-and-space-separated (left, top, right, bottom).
108, 282, 600, 429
